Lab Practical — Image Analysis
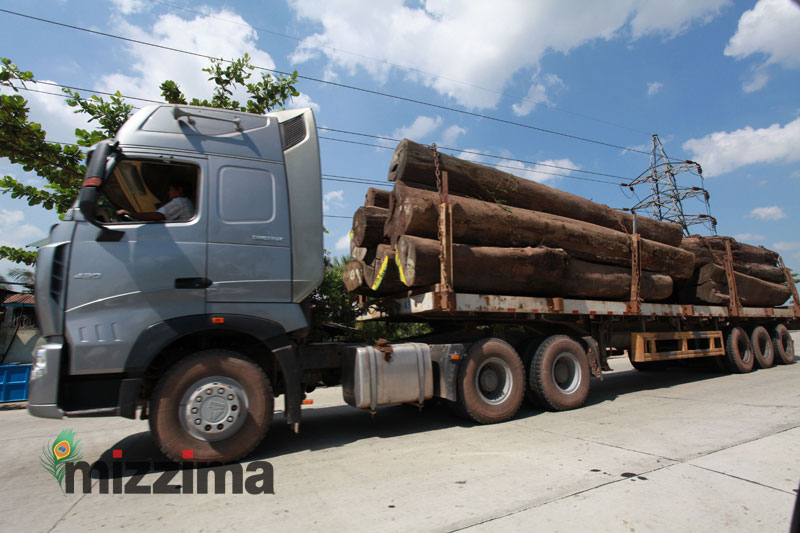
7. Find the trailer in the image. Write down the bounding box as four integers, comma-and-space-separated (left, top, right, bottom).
28, 104, 798, 464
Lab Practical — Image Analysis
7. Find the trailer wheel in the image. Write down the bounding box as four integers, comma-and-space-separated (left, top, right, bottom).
724, 327, 755, 373
750, 326, 775, 369
530, 335, 591, 411
455, 338, 524, 424
149, 349, 274, 463
519, 337, 545, 407
772, 324, 796, 365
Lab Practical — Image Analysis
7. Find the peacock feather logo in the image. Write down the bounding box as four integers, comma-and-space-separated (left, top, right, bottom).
41, 430, 83, 493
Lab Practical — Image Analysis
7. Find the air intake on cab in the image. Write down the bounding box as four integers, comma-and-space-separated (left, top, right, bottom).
279, 115, 307, 150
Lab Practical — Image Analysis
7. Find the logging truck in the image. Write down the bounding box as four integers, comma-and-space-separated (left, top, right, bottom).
28, 105, 799, 463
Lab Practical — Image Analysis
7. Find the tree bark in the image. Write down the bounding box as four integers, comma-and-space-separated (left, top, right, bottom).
351, 206, 388, 248
677, 263, 791, 307
365, 187, 391, 209
680, 236, 779, 265
387, 184, 694, 279
342, 260, 371, 293
388, 139, 683, 246
395, 236, 673, 300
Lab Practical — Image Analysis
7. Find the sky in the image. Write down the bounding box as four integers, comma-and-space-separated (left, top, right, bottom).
1, 0, 799, 280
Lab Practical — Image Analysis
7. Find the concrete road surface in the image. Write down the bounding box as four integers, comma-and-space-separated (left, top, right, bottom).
1, 353, 798, 532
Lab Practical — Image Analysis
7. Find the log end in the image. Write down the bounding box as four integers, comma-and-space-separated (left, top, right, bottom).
387, 139, 410, 182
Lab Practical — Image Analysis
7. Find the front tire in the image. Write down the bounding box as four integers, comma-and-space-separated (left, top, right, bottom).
149, 350, 274, 463
455, 338, 524, 424
530, 335, 591, 411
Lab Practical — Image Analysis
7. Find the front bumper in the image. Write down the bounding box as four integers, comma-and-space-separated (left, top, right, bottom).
27, 343, 64, 419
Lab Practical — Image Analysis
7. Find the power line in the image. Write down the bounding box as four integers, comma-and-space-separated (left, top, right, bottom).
145, 0, 650, 136
13, 82, 627, 186
0, 8, 654, 156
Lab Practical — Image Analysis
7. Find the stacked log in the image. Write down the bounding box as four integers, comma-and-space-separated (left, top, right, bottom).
676, 236, 790, 307
342, 140, 691, 300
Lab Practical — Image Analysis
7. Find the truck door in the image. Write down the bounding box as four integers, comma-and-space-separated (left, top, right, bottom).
64, 155, 207, 374
206, 157, 292, 304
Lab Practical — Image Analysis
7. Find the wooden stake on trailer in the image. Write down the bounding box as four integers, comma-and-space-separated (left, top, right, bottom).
627, 233, 642, 314
723, 238, 742, 317
433, 145, 455, 312
778, 256, 800, 318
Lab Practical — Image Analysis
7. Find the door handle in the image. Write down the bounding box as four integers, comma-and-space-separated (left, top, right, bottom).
175, 277, 213, 289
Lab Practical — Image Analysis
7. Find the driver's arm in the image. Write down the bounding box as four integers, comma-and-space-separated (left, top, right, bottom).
116, 209, 166, 221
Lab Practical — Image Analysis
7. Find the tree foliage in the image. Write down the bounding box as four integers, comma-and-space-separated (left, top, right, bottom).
0, 54, 299, 266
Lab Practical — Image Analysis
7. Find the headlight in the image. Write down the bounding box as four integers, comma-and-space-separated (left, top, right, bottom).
31, 347, 48, 380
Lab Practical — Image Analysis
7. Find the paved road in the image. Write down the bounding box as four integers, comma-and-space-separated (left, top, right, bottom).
1, 353, 798, 532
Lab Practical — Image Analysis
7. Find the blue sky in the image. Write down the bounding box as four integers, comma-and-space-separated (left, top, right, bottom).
1, 0, 799, 279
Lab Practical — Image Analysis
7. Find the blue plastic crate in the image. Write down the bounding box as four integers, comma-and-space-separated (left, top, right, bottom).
0, 364, 32, 402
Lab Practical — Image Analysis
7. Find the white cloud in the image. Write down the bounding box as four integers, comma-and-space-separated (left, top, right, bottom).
773, 241, 800, 252
110, 0, 148, 15
290, 0, 729, 110
647, 81, 663, 96
335, 232, 351, 252
0, 209, 46, 249
100, 10, 277, 105
748, 206, 786, 220
682, 117, 800, 176
286, 92, 320, 113
440, 125, 466, 146
323, 190, 345, 213
724, 0, 800, 92
733, 232, 765, 242
391, 115, 442, 141
498, 155, 581, 184
512, 72, 564, 116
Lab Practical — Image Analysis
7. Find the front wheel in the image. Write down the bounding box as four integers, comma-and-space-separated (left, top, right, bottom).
149, 350, 274, 463
530, 335, 591, 411
455, 338, 524, 424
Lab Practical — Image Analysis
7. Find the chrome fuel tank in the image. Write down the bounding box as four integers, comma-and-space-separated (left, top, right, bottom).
342, 343, 433, 410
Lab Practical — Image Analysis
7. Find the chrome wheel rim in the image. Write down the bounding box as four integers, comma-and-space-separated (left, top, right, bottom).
475, 357, 512, 405
179, 376, 248, 441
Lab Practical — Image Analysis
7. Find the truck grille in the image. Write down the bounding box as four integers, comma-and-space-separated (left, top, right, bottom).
50, 244, 67, 307
279, 115, 307, 150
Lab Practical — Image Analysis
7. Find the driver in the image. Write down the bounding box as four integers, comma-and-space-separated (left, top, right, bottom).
117, 180, 194, 222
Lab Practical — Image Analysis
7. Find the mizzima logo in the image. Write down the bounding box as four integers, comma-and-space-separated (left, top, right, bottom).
41, 431, 274, 495
73, 273, 102, 279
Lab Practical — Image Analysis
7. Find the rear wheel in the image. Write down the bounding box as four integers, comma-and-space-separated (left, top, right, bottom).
724, 327, 754, 374
455, 338, 524, 424
149, 349, 274, 463
772, 324, 796, 365
530, 335, 591, 411
750, 326, 775, 369
519, 336, 545, 406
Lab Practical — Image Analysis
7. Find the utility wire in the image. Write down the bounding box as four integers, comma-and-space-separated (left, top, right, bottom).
0, 8, 654, 156
145, 0, 650, 136
13, 83, 627, 185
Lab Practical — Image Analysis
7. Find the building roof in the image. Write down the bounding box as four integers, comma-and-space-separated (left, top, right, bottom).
2, 294, 35, 307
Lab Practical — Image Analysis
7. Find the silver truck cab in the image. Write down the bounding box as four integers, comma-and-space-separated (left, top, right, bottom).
30, 105, 323, 458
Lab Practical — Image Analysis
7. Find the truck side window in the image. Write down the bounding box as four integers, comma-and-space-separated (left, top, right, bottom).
97, 160, 199, 223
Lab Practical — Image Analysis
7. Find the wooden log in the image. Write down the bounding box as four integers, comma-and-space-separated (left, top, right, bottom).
388, 139, 683, 246
342, 260, 371, 293
351, 206, 389, 248
395, 236, 673, 300
679, 264, 791, 307
680, 236, 778, 265
731, 262, 786, 284
362, 244, 406, 295
365, 187, 391, 209
387, 184, 694, 279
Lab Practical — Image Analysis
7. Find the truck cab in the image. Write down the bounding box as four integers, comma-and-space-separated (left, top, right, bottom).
30, 105, 324, 460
